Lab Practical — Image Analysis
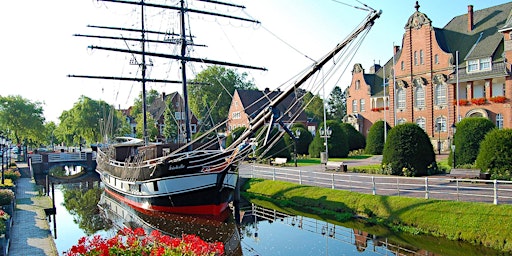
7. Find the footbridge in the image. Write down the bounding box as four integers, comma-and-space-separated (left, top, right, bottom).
29, 152, 97, 175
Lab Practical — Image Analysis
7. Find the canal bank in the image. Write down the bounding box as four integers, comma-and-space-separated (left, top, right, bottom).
10, 162, 57, 256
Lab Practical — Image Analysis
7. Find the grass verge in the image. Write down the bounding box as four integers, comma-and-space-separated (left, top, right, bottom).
241, 178, 512, 252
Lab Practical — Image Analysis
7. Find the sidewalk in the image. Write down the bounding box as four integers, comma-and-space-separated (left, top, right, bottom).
9, 162, 58, 256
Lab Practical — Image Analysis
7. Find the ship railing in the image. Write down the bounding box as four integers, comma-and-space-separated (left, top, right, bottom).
241, 164, 512, 205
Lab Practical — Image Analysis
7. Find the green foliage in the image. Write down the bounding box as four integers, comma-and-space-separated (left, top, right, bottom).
302, 92, 325, 122
55, 95, 129, 146
365, 120, 391, 155
450, 117, 495, 166
309, 121, 349, 158
255, 127, 290, 159
0, 95, 45, 147
0, 189, 14, 205
62, 186, 112, 235
475, 129, 512, 180
189, 66, 255, 127
163, 97, 179, 143
135, 112, 158, 141
226, 126, 247, 148
130, 89, 160, 119
382, 123, 435, 176
327, 86, 346, 120
340, 123, 365, 151
283, 123, 313, 157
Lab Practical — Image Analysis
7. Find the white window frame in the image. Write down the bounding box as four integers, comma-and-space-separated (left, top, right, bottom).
435, 84, 447, 106
467, 57, 492, 73
415, 86, 425, 108
352, 99, 358, 113
360, 99, 365, 112
497, 113, 504, 129
435, 116, 447, 132
397, 88, 406, 109
416, 117, 426, 131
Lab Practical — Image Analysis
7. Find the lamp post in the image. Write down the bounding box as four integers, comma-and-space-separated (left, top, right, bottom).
0, 136, 4, 184
435, 123, 441, 155
293, 129, 301, 167
451, 123, 457, 168
319, 126, 332, 165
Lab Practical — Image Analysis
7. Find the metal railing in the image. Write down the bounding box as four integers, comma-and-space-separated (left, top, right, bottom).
29, 152, 96, 164
240, 165, 512, 205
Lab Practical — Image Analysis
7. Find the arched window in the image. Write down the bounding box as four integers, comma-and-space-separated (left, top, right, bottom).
416, 117, 426, 130
420, 50, 424, 65
401, 61, 405, 70
497, 113, 504, 129
415, 86, 425, 108
414, 51, 418, 65
355, 80, 360, 90
397, 88, 406, 109
435, 116, 447, 132
352, 99, 357, 113
435, 83, 447, 106
397, 118, 406, 124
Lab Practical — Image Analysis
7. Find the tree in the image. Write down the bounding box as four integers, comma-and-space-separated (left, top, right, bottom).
163, 97, 179, 143
308, 120, 349, 158
189, 66, 256, 126
450, 117, 495, 166
55, 96, 129, 146
130, 89, 161, 119
283, 123, 313, 156
255, 127, 290, 160
365, 121, 391, 155
475, 129, 512, 180
340, 123, 365, 151
135, 112, 158, 141
327, 86, 346, 120
0, 95, 45, 147
382, 123, 436, 176
302, 92, 324, 122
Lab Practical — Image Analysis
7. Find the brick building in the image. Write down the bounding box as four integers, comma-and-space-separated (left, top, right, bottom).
346, 2, 512, 153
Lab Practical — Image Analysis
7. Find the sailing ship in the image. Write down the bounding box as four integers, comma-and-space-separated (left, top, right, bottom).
70, 0, 381, 215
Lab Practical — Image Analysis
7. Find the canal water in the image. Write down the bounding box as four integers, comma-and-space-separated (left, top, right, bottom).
44, 169, 504, 256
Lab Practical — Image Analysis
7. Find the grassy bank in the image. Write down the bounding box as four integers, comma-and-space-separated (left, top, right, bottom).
241, 178, 512, 252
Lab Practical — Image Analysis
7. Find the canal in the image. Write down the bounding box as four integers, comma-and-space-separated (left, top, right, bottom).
43, 167, 504, 256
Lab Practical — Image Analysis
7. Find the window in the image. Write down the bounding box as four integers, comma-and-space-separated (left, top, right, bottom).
355, 80, 360, 90
397, 88, 406, 109
352, 100, 357, 113
231, 111, 241, 119
401, 61, 404, 70
467, 57, 492, 72
360, 99, 365, 112
435, 84, 447, 106
492, 83, 505, 97
175, 112, 185, 120
435, 116, 447, 132
416, 117, 426, 130
434, 54, 439, 64
397, 118, 406, 125
497, 113, 504, 129
191, 124, 197, 133
420, 50, 424, 65
415, 86, 425, 108
414, 51, 418, 65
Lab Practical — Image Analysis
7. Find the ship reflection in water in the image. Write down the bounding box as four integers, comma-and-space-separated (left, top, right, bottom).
98, 191, 243, 256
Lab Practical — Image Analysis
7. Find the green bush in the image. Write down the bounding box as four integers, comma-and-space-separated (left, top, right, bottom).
475, 129, 512, 180
283, 124, 313, 156
382, 123, 436, 176
308, 121, 349, 158
340, 123, 366, 151
255, 127, 290, 159
450, 117, 495, 166
365, 121, 391, 155
225, 126, 247, 148
0, 189, 14, 205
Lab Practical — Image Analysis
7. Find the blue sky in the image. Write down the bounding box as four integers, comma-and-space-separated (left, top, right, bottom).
1, 0, 510, 123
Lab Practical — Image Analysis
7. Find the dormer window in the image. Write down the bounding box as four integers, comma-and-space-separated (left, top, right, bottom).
467, 57, 491, 72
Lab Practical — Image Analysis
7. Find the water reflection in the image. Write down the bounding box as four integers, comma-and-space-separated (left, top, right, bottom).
99, 191, 243, 255
48, 165, 85, 177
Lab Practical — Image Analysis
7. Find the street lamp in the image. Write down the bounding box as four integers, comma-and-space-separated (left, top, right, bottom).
319, 126, 332, 165
451, 123, 457, 168
293, 129, 301, 167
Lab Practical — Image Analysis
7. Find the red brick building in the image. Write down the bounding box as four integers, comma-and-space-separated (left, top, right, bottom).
346, 2, 512, 153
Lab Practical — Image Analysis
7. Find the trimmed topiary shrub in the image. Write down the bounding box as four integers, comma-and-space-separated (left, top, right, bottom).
309, 120, 349, 158
283, 124, 313, 156
255, 127, 290, 160
450, 117, 495, 166
365, 120, 391, 155
382, 123, 436, 176
340, 123, 366, 151
475, 129, 512, 180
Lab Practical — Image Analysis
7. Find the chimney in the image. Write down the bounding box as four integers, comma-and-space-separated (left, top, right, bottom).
393, 45, 400, 55
468, 5, 474, 32
161, 92, 166, 100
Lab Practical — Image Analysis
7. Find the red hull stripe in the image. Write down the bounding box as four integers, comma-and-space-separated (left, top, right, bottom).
104, 188, 229, 216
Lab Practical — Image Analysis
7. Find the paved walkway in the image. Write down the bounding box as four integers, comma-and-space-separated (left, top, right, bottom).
9, 162, 57, 256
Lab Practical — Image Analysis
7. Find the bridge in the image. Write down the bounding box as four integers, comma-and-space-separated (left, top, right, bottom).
29, 152, 97, 176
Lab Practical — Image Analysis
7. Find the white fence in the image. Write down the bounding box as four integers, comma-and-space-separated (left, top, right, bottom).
29, 152, 96, 164
240, 165, 512, 205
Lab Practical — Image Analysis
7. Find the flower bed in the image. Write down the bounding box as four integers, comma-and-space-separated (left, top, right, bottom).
471, 97, 486, 105
489, 96, 507, 103
64, 227, 224, 256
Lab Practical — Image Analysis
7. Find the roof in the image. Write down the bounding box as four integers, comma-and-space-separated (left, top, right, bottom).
441, 2, 512, 64
235, 89, 307, 122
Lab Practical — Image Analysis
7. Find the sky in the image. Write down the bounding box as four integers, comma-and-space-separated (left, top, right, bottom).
1, 0, 511, 123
